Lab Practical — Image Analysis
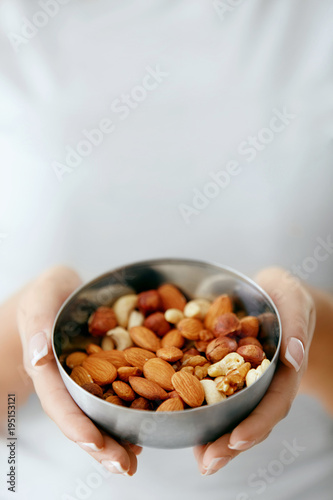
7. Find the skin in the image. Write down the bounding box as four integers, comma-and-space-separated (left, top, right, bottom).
0, 265, 332, 477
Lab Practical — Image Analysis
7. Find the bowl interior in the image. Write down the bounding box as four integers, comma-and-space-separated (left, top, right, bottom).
53, 258, 280, 367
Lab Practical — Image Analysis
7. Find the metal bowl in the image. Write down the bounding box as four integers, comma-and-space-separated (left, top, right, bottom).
52, 258, 281, 449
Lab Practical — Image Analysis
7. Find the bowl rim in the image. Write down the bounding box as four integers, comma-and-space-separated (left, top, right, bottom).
52, 257, 282, 415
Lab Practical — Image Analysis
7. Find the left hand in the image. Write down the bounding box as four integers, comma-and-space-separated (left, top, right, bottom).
193, 266, 316, 476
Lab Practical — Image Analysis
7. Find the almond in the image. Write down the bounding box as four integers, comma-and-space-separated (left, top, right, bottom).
105, 395, 126, 406
86, 343, 103, 354
239, 316, 260, 338
156, 397, 184, 412
117, 366, 142, 382
124, 347, 156, 370
206, 337, 238, 363
90, 350, 131, 368
144, 312, 171, 337
143, 358, 175, 391
171, 371, 205, 408
160, 329, 185, 349
129, 326, 161, 352
204, 294, 233, 331
66, 352, 88, 368
177, 318, 203, 340
88, 306, 117, 336
112, 381, 136, 402
158, 284, 187, 312
82, 357, 117, 386
81, 382, 103, 398
130, 397, 152, 410
236, 345, 265, 368
137, 290, 162, 315
70, 366, 93, 386
129, 376, 168, 401
156, 346, 183, 363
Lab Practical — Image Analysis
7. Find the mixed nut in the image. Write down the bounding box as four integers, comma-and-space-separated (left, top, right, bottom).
62, 284, 271, 411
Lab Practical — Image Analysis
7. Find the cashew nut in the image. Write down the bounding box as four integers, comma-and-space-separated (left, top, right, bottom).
256, 358, 271, 375
245, 369, 260, 387
184, 299, 211, 320
127, 310, 145, 329
200, 379, 227, 405
246, 359, 271, 387
113, 294, 138, 328
101, 336, 115, 351
164, 308, 184, 324
106, 327, 133, 350
208, 352, 244, 377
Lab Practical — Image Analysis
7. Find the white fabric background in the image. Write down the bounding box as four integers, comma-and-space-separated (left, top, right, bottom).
0, 1, 332, 499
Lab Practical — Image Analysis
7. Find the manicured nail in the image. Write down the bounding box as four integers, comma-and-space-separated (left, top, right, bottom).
101, 460, 129, 475
29, 332, 48, 367
285, 337, 304, 372
77, 442, 103, 452
202, 456, 231, 476
228, 440, 255, 451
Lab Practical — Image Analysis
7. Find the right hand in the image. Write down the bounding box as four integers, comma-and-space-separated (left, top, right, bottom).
17, 265, 141, 476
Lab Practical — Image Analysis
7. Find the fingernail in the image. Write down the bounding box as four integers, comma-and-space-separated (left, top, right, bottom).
228, 440, 255, 451
101, 460, 129, 475
77, 442, 103, 452
202, 456, 231, 476
285, 337, 304, 372
29, 332, 48, 367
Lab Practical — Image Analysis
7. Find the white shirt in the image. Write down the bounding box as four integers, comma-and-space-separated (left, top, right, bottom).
0, 1, 332, 499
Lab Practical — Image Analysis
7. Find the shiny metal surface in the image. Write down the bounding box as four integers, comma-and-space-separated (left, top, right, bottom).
52, 258, 281, 449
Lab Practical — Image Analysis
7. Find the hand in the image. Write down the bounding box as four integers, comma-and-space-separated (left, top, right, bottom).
194, 266, 316, 476
17, 265, 141, 476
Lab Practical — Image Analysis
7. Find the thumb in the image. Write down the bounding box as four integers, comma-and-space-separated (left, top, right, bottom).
17, 266, 82, 372
255, 267, 315, 373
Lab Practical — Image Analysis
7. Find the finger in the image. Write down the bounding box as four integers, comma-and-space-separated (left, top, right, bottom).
193, 443, 209, 463
126, 443, 143, 456
17, 266, 82, 369
255, 267, 315, 373
120, 441, 139, 476
33, 360, 105, 450
228, 363, 296, 451
194, 434, 240, 476
78, 432, 136, 475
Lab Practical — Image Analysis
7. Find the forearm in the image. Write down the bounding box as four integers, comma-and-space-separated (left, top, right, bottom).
0, 287, 33, 423
299, 286, 333, 414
